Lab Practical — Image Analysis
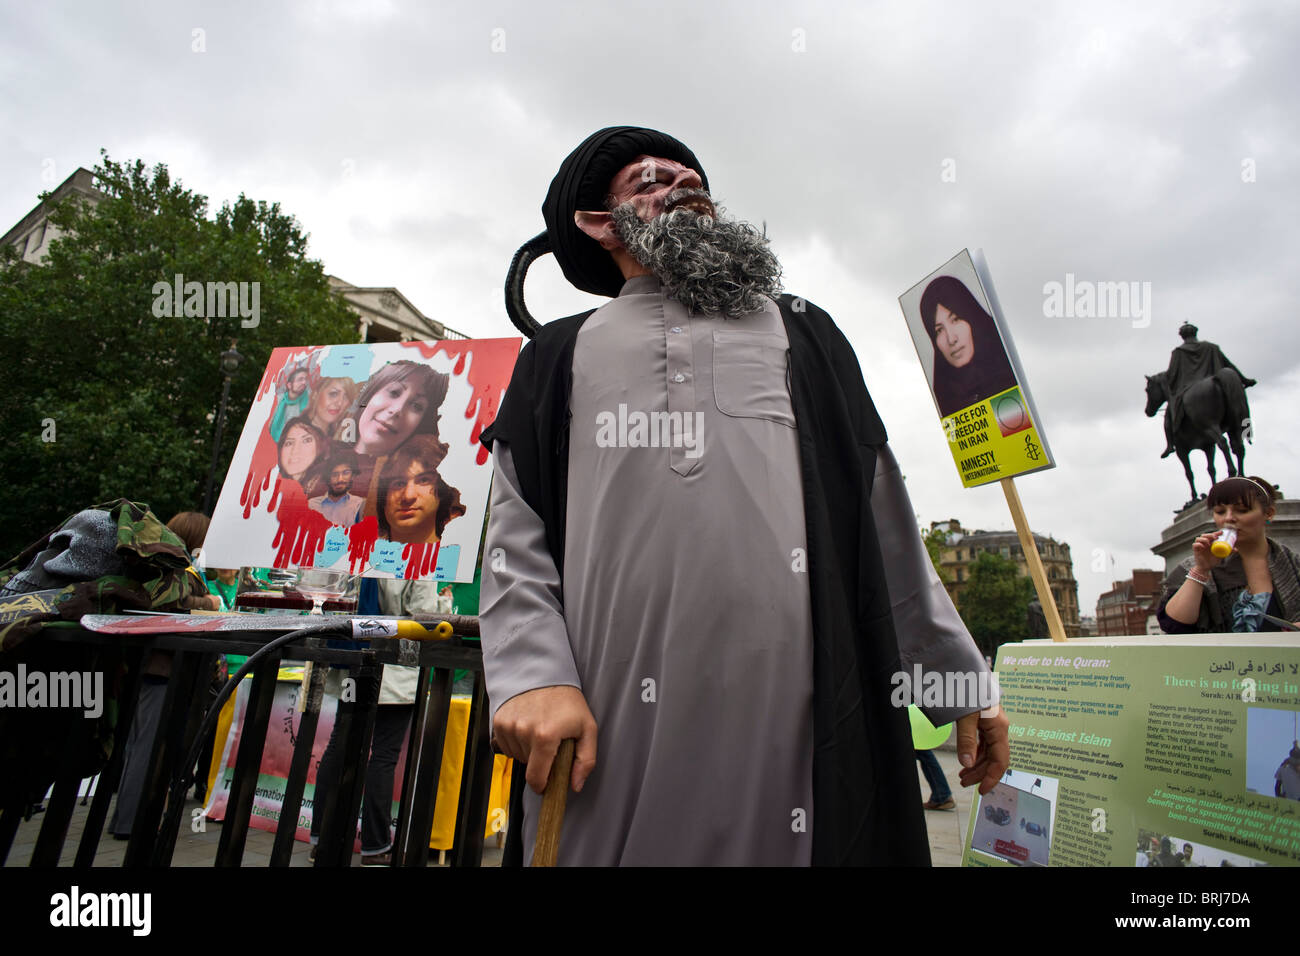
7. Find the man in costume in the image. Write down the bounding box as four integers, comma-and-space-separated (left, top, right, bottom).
479, 126, 1009, 865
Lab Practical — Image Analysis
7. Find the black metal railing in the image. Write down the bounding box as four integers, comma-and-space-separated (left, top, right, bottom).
0, 615, 496, 868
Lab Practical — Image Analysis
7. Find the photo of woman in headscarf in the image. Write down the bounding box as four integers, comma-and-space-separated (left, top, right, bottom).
918, 275, 1019, 418
276, 416, 330, 497
340, 360, 452, 512
305, 376, 360, 440
376, 434, 466, 544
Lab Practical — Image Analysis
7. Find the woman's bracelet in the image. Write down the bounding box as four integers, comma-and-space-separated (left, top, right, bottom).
1186, 567, 1211, 586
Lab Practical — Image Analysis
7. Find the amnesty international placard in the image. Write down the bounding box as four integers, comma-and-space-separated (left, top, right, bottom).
964, 635, 1300, 868
899, 249, 1054, 488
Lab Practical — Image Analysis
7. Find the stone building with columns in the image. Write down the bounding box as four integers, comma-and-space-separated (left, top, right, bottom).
326, 276, 466, 343
929, 518, 1082, 637
2, 167, 101, 265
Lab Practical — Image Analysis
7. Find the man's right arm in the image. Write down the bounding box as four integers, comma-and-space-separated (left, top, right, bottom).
479, 441, 597, 793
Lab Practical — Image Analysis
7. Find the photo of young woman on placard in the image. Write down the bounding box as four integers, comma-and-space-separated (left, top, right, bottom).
918, 275, 1018, 418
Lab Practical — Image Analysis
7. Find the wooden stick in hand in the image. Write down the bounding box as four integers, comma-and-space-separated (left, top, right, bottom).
530, 738, 576, 867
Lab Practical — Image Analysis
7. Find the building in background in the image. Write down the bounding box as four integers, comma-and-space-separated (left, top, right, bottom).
2, 168, 101, 264
327, 276, 465, 343
929, 518, 1081, 637
1095, 569, 1164, 637
4, 167, 465, 343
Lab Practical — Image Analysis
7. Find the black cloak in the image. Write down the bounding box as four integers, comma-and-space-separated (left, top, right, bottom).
481, 294, 930, 866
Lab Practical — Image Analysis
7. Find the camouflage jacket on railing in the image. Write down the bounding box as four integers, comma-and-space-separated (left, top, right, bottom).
0, 498, 210, 653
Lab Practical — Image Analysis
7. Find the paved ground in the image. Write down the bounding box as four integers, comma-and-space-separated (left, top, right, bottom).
6, 754, 970, 867
920, 746, 973, 867
4, 793, 505, 868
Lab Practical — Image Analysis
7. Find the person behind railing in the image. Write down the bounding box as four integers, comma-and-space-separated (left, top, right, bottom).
109, 510, 222, 837
915, 748, 954, 811
205, 567, 240, 611
309, 578, 443, 866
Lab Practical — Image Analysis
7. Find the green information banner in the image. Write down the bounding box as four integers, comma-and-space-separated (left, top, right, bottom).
964, 635, 1300, 868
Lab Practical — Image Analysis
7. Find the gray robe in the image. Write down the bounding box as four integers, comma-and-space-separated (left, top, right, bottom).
480, 276, 990, 865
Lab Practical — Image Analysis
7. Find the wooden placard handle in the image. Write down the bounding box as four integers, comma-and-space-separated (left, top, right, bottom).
1001, 477, 1069, 642
530, 738, 576, 867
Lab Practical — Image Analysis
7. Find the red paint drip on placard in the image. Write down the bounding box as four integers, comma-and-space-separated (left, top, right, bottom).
267, 478, 334, 568
347, 516, 380, 574
241, 347, 309, 519
402, 541, 440, 580
397, 338, 521, 467
240, 426, 282, 519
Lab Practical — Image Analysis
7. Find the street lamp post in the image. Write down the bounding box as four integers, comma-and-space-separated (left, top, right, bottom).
202, 344, 245, 515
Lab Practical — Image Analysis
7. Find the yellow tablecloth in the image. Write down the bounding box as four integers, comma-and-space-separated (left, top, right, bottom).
430, 696, 513, 848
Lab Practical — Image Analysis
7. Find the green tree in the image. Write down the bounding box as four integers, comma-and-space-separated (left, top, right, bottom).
0, 152, 359, 559
920, 523, 952, 585
957, 552, 1034, 659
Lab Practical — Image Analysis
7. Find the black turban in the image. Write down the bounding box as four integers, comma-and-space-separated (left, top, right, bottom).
542, 126, 709, 298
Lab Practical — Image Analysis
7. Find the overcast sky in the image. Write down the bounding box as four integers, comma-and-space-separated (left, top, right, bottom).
3, 0, 1296, 619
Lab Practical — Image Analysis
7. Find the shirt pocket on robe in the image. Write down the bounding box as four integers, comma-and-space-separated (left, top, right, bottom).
712, 330, 796, 428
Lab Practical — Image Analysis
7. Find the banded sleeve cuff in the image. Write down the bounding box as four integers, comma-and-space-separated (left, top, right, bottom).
482, 612, 583, 722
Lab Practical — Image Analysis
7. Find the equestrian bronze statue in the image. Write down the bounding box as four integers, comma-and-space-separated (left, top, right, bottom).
1145, 323, 1254, 511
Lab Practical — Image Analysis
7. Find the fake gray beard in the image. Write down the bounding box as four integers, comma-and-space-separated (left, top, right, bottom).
610, 199, 783, 318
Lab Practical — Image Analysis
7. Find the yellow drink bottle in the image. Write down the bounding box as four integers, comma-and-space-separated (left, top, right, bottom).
1210, 527, 1237, 559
